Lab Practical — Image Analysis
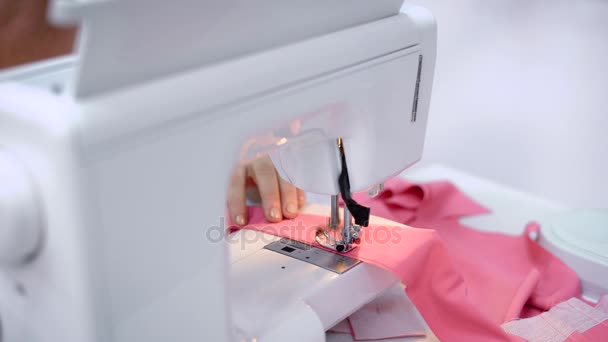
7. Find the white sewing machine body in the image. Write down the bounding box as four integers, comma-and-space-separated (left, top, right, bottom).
0, 1, 436, 341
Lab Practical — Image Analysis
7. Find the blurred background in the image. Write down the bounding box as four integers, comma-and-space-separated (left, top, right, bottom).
406, 0, 607, 208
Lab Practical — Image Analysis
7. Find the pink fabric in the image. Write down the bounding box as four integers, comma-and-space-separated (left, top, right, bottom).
232, 211, 517, 340
230, 180, 581, 341
567, 324, 608, 341
352, 179, 581, 323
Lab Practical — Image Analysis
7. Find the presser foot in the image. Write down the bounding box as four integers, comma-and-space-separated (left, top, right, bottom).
317, 138, 370, 254
315, 221, 362, 254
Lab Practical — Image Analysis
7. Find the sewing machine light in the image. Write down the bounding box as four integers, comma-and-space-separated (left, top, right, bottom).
0, 148, 44, 267
239, 123, 294, 162
277, 137, 288, 146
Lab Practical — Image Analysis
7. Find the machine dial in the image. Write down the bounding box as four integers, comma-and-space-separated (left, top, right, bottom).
0, 148, 43, 267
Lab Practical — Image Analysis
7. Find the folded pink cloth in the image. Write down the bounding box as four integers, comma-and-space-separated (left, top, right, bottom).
351, 179, 581, 323
230, 180, 581, 341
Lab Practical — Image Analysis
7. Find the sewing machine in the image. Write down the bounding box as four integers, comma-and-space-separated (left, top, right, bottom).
0, 1, 436, 341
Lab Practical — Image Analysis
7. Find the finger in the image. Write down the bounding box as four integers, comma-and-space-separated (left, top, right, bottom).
250, 156, 282, 222
297, 188, 306, 209
278, 176, 299, 219
226, 164, 247, 226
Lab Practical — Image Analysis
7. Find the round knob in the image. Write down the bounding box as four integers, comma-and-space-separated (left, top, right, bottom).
336, 244, 346, 253
0, 149, 43, 267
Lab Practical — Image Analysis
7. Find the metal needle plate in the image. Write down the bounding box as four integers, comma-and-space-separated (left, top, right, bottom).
264, 238, 361, 274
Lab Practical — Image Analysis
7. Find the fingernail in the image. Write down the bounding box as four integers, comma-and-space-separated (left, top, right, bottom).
299, 195, 306, 207
286, 203, 297, 214
269, 207, 280, 220
235, 215, 245, 226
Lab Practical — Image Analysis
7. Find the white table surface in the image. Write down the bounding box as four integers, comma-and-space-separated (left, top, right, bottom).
405, 0, 608, 209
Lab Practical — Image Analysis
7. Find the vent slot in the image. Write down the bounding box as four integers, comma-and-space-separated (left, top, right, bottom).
411, 54, 423, 122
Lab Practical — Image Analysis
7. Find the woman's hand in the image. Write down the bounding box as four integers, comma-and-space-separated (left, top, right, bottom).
227, 155, 306, 226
